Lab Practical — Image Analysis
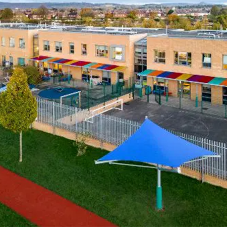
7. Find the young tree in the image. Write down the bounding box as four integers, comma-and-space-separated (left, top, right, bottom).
0, 67, 37, 162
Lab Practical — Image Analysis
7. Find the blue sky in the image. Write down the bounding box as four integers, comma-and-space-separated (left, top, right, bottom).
0, 0, 226, 4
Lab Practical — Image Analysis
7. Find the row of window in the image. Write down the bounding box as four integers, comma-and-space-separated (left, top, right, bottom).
43, 41, 125, 61
1, 37, 25, 49
2, 55, 25, 66
154, 50, 227, 69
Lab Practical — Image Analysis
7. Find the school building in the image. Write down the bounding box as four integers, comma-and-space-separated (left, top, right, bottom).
1, 24, 227, 106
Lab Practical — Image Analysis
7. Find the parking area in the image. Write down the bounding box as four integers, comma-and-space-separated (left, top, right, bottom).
108, 98, 227, 143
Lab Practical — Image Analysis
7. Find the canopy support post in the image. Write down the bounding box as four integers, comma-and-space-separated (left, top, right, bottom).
156, 165, 163, 210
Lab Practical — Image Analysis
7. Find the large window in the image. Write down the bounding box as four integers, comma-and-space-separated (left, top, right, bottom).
96, 45, 108, 57
174, 51, 191, 66
154, 50, 165, 63
9, 38, 15, 47
18, 58, 25, 66
81, 44, 87, 55
69, 42, 74, 54
19, 38, 25, 49
223, 55, 227, 70
55, 41, 62, 53
134, 46, 147, 73
202, 53, 211, 68
1, 37, 5, 46
43, 40, 50, 51
111, 46, 125, 61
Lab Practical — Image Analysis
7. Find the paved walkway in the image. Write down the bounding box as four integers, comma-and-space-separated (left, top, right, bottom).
0, 166, 116, 227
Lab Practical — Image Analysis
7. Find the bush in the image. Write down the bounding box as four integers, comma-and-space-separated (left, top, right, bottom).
73, 133, 88, 156
23, 65, 41, 85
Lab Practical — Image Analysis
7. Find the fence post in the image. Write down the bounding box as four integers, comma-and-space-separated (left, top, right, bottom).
52, 101, 56, 135
179, 88, 182, 109
87, 83, 90, 110
201, 158, 204, 183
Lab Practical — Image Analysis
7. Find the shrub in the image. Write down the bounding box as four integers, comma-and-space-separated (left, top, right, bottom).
23, 65, 41, 85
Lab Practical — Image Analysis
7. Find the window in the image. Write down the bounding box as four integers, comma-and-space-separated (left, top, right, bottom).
18, 58, 25, 66
96, 45, 108, 57
69, 42, 74, 54
154, 50, 165, 63
81, 44, 87, 55
55, 41, 62, 52
174, 51, 191, 66
9, 56, 13, 66
1, 37, 5, 46
202, 53, 211, 68
9, 38, 15, 47
43, 40, 50, 51
19, 38, 25, 49
111, 46, 125, 61
223, 55, 227, 70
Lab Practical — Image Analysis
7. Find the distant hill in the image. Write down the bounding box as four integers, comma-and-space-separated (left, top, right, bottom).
0, 2, 218, 9
0, 2, 121, 9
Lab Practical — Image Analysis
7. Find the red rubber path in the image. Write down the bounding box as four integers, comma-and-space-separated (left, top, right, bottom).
0, 166, 116, 227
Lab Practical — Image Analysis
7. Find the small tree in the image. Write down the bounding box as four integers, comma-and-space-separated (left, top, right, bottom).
23, 65, 41, 85
0, 67, 37, 162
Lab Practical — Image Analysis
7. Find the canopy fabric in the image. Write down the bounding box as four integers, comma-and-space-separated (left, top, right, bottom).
30, 56, 126, 72
138, 69, 227, 87
97, 119, 216, 168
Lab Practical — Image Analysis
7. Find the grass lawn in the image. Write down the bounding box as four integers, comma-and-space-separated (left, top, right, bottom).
0, 203, 35, 227
0, 125, 227, 227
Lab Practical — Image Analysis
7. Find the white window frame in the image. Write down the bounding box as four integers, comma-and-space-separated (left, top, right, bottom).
154, 50, 166, 64
96, 45, 108, 58
19, 38, 25, 49
9, 37, 15, 48
43, 40, 50, 51
69, 42, 74, 54
174, 51, 191, 66
223, 55, 227, 70
81, 44, 87, 55
202, 53, 211, 68
110, 45, 125, 61
55, 41, 62, 53
1, 37, 5, 47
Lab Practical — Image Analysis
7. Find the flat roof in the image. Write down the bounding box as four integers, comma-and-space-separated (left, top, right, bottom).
1, 23, 227, 39
148, 29, 227, 40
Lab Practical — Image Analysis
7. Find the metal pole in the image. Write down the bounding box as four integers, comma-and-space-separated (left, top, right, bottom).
195, 84, 198, 107
165, 80, 168, 102
156, 164, 163, 210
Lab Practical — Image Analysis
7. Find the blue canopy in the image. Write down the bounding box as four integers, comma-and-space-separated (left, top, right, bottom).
97, 119, 217, 168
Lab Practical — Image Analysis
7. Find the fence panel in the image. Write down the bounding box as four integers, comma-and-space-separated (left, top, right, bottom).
36, 98, 227, 181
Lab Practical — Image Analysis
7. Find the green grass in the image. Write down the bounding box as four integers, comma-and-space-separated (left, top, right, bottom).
0, 126, 227, 227
0, 202, 35, 227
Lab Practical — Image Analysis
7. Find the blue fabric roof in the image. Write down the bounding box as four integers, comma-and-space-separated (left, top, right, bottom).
98, 119, 216, 168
